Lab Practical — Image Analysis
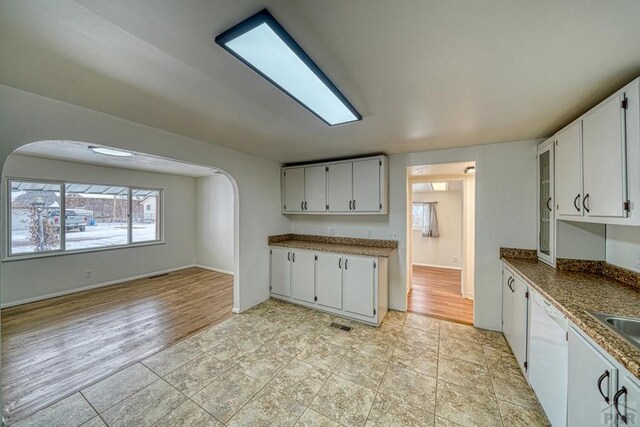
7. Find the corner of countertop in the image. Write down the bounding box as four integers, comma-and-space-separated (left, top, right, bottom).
499, 247, 537, 260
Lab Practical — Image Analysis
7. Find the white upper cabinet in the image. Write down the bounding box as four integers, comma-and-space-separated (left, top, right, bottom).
582, 93, 628, 218
549, 77, 640, 226
352, 158, 381, 212
283, 155, 388, 215
327, 162, 353, 213
555, 121, 583, 218
537, 139, 555, 266
283, 167, 305, 213
304, 165, 327, 212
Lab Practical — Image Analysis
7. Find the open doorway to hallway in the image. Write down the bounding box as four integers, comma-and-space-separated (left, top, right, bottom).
406, 162, 476, 324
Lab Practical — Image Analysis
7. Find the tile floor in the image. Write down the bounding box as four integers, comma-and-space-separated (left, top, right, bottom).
13, 299, 550, 427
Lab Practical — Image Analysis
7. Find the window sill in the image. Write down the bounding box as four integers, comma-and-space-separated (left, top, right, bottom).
2, 240, 166, 262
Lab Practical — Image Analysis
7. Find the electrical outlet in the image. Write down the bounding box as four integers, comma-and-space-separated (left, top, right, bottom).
390, 232, 398, 240
327, 227, 335, 235
452, 256, 458, 263
85, 270, 92, 279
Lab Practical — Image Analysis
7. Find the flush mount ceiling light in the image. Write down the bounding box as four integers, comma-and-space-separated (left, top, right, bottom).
464, 166, 476, 174
89, 147, 134, 157
431, 182, 448, 191
215, 9, 362, 126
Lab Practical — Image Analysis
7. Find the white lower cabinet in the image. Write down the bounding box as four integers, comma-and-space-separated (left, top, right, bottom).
270, 247, 388, 325
618, 374, 640, 426
291, 250, 316, 304
502, 265, 529, 376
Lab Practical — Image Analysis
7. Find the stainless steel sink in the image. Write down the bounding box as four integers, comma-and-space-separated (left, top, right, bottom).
588, 312, 640, 350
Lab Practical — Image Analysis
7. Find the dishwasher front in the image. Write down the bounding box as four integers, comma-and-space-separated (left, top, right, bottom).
529, 289, 568, 427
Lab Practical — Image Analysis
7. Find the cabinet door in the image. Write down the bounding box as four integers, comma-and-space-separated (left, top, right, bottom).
284, 167, 305, 212
537, 141, 554, 264
555, 122, 583, 217
582, 93, 628, 218
502, 267, 514, 341
343, 256, 375, 317
316, 252, 343, 310
327, 162, 353, 212
617, 374, 640, 426
568, 327, 617, 427
510, 277, 529, 375
352, 159, 380, 212
270, 248, 291, 297
304, 165, 327, 212
291, 250, 316, 304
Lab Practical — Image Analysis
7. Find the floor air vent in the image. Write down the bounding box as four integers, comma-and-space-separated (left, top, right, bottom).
147, 273, 170, 279
330, 322, 352, 332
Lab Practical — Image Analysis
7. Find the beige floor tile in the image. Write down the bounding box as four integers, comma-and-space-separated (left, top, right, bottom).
383, 310, 407, 326
206, 333, 263, 363
80, 417, 107, 427
101, 380, 185, 427
437, 355, 494, 394
489, 366, 541, 410
269, 325, 324, 355
390, 343, 438, 378
476, 329, 510, 352
268, 359, 331, 405
81, 363, 158, 413
350, 339, 395, 360
153, 400, 222, 426
237, 345, 294, 382
14, 393, 96, 427
333, 350, 388, 390
310, 375, 376, 427
438, 337, 486, 366
435, 381, 502, 427
163, 353, 230, 396
296, 408, 341, 426
434, 416, 464, 426
497, 399, 550, 426
483, 346, 521, 373
405, 313, 441, 335
439, 321, 482, 345
398, 326, 439, 351
191, 368, 264, 423
366, 392, 435, 426
378, 363, 437, 412
227, 387, 306, 427
297, 338, 349, 370
141, 340, 202, 376
317, 327, 362, 348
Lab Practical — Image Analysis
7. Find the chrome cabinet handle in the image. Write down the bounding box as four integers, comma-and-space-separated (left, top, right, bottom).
614, 386, 628, 424
597, 370, 610, 403
573, 194, 581, 212
583, 194, 590, 213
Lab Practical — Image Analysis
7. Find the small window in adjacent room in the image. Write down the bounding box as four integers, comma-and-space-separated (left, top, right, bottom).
412, 203, 424, 230
132, 189, 161, 243
64, 184, 129, 251
9, 180, 63, 255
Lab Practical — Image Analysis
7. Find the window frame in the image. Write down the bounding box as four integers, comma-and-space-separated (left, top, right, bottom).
5, 177, 164, 261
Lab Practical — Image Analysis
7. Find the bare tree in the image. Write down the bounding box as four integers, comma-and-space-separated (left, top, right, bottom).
25, 207, 59, 251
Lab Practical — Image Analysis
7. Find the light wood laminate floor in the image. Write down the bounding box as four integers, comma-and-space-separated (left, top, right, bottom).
2, 267, 233, 423
408, 265, 474, 324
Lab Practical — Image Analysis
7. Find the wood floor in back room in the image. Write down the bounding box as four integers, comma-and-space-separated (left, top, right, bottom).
408, 265, 474, 324
1, 267, 233, 424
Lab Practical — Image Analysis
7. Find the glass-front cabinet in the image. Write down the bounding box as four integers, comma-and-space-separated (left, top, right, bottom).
537, 138, 555, 265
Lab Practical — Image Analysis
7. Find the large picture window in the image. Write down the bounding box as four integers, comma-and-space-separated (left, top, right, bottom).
8, 179, 162, 257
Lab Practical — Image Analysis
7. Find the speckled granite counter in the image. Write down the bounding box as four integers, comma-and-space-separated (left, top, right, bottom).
502, 256, 640, 378
268, 234, 398, 258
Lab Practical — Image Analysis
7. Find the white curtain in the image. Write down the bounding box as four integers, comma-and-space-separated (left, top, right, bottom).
422, 202, 439, 238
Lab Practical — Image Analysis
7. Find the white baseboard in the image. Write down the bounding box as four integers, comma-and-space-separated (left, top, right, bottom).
231, 307, 240, 314
194, 264, 234, 275
2, 264, 197, 308
412, 262, 462, 270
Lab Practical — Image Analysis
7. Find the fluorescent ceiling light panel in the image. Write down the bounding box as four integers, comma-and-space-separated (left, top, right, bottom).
431, 182, 448, 191
89, 147, 134, 157
215, 9, 361, 126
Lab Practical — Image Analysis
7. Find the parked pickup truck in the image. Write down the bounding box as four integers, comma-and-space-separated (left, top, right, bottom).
49, 210, 89, 232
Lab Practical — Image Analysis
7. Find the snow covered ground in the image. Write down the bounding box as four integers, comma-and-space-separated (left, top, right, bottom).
11, 223, 158, 254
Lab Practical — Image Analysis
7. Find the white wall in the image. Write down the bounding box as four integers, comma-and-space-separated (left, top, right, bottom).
0, 84, 291, 313
292, 139, 539, 330
606, 225, 640, 272
196, 175, 234, 274
1, 154, 197, 305
411, 191, 462, 269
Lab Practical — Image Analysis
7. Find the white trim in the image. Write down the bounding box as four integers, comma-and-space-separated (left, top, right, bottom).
231, 307, 240, 314
412, 262, 461, 270
1, 264, 195, 308
194, 264, 234, 275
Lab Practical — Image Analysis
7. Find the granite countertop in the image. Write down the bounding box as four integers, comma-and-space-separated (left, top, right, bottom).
268, 234, 398, 258
502, 257, 640, 378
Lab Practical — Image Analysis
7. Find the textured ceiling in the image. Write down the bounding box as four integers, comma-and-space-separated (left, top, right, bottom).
1, 0, 639, 163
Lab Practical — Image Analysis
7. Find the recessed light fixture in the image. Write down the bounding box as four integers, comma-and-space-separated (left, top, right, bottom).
215, 9, 362, 126
89, 147, 134, 157
464, 166, 475, 174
